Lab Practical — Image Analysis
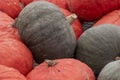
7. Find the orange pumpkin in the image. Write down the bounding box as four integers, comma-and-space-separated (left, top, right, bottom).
0, 11, 21, 41
33, 0, 69, 10
93, 10, 120, 26
0, 0, 22, 18
27, 58, 95, 80
0, 64, 27, 80
19, 0, 33, 6
0, 35, 33, 75
67, 0, 120, 21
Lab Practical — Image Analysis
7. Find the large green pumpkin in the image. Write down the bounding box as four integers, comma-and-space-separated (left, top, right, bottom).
98, 60, 120, 80
75, 24, 120, 76
14, 1, 76, 63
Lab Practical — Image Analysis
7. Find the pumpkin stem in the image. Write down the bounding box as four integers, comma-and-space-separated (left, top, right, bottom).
45, 59, 57, 67
66, 14, 77, 25
115, 56, 120, 60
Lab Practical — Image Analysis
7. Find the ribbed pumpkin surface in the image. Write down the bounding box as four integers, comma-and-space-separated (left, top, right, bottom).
0, 65, 27, 80
19, 0, 33, 6
0, 11, 21, 41
33, 0, 69, 10
0, 35, 33, 75
67, 0, 120, 21
27, 58, 95, 80
0, 0, 22, 18
93, 10, 120, 26
98, 60, 120, 80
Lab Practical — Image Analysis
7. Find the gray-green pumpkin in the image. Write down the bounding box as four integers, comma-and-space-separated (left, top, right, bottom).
14, 1, 76, 63
98, 60, 120, 80
75, 24, 120, 76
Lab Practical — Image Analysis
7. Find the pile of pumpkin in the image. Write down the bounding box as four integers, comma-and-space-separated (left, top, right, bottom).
1, 0, 120, 80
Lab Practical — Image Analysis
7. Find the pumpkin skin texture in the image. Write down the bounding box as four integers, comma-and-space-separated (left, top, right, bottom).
0, 36, 33, 75
75, 24, 120, 76
33, 0, 69, 10
0, 11, 21, 41
67, 0, 119, 21
27, 58, 95, 80
0, 11, 14, 27
97, 60, 120, 80
0, 65, 27, 80
19, 0, 33, 6
0, 0, 22, 19
93, 10, 120, 26
14, 1, 76, 63
60, 8, 83, 40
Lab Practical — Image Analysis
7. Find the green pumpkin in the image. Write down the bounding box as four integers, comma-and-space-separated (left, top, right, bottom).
75, 24, 120, 76
14, 1, 76, 63
98, 60, 120, 80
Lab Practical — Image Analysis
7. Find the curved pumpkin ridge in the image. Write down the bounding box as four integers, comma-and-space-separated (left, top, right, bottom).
0, 11, 21, 41
0, 65, 27, 80
0, 38, 33, 75
95, 0, 119, 15
97, 60, 120, 80
27, 59, 95, 80
47, 0, 69, 10
19, 0, 33, 7
93, 10, 120, 27
0, 11, 14, 27
0, 0, 22, 19
56, 60, 94, 80
33, 0, 69, 10
67, 0, 120, 21
67, 0, 103, 21
110, 11, 120, 25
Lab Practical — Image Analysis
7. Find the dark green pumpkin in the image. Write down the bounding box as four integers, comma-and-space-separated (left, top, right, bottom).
98, 60, 120, 80
14, 1, 76, 63
75, 24, 120, 76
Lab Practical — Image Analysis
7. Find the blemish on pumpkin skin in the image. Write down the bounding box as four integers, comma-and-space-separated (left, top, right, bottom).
57, 69, 60, 72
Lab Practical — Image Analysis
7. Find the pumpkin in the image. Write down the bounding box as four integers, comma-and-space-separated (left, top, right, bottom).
67, 0, 120, 21
0, 65, 27, 80
19, 0, 33, 6
33, 0, 69, 10
0, 0, 22, 19
93, 10, 120, 26
0, 35, 33, 75
60, 8, 83, 40
0, 31, 20, 41
75, 24, 120, 76
0, 11, 21, 41
98, 59, 120, 80
14, 1, 76, 63
27, 58, 95, 80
